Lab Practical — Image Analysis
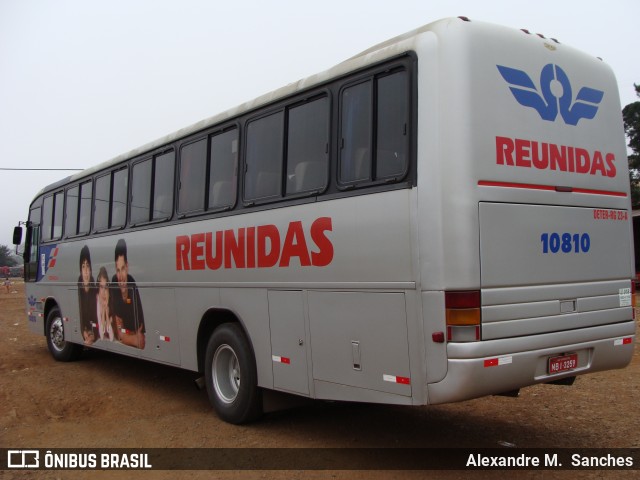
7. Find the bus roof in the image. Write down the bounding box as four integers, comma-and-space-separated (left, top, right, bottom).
34, 18, 455, 199
34, 16, 600, 199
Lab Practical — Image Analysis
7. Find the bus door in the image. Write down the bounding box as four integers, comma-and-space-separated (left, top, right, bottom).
24, 207, 41, 283
137, 287, 180, 365
308, 291, 412, 399
268, 290, 310, 396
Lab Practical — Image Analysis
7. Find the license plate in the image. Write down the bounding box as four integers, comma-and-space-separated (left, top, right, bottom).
548, 353, 578, 374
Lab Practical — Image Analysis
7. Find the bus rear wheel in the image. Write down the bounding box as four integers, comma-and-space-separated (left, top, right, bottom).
204, 323, 262, 424
46, 306, 82, 362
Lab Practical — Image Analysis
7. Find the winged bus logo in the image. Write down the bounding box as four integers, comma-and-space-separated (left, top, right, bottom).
497, 64, 604, 126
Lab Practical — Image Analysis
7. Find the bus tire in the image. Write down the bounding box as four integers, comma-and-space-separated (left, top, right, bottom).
45, 306, 82, 362
204, 323, 262, 424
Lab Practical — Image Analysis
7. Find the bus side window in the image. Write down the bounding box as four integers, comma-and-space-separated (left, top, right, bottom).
78, 181, 92, 234
178, 139, 207, 215
65, 186, 79, 237
111, 168, 128, 228
94, 173, 110, 231
339, 70, 409, 186
286, 96, 329, 195
152, 151, 175, 220
94, 168, 128, 231
245, 112, 284, 202
376, 71, 408, 179
41, 192, 64, 242
131, 151, 175, 224
52, 191, 64, 239
131, 159, 152, 224
208, 129, 238, 210
340, 81, 372, 184
65, 181, 93, 237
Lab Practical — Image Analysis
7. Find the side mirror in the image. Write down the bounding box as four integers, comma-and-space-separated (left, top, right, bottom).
13, 226, 23, 246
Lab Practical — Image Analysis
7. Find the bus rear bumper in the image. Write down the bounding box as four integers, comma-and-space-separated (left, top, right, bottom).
426, 321, 635, 405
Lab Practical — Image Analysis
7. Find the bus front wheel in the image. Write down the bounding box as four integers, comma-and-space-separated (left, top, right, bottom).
45, 307, 82, 362
204, 323, 262, 424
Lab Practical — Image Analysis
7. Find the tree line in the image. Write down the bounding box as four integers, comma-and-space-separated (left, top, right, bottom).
624, 84, 640, 206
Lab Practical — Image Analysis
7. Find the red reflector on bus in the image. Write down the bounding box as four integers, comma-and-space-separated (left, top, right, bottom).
484, 356, 513, 368
432, 332, 445, 343
383, 374, 411, 385
272, 355, 290, 364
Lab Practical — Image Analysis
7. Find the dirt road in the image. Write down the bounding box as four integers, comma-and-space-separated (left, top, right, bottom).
1, 281, 638, 479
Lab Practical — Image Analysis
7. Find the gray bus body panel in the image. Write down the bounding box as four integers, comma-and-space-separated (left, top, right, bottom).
420, 20, 634, 402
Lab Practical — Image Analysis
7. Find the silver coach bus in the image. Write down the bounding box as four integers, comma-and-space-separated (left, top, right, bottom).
14, 17, 635, 424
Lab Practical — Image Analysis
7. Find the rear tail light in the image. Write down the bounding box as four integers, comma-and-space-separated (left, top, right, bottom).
445, 291, 481, 342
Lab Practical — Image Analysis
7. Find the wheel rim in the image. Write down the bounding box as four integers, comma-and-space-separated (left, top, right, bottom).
49, 316, 65, 352
212, 344, 241, 404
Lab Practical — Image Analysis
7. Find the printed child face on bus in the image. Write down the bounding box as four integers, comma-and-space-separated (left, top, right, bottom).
98, 275, 109, 306
79, 245, 93, 291
81, 260, 91, 288
115, 254, 128, 298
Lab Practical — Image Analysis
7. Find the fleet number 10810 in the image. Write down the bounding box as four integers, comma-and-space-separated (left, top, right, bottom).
541, 233, 591, 254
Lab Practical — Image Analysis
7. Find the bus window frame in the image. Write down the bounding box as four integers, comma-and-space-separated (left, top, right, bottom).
283, 92, 331, 199
41, 190, 65, 243
92, 166, 129, 234
337, 66, 411, 190
64, 184, 80, 238
64, 179, 94, 239
241, 90, 332, 207
130, 156, 154, 226
242, 108, 285, 205
207, 126, 240, 214
176, 124, 240, 219
177, 135, 208, 217
129, 148, 176, 227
